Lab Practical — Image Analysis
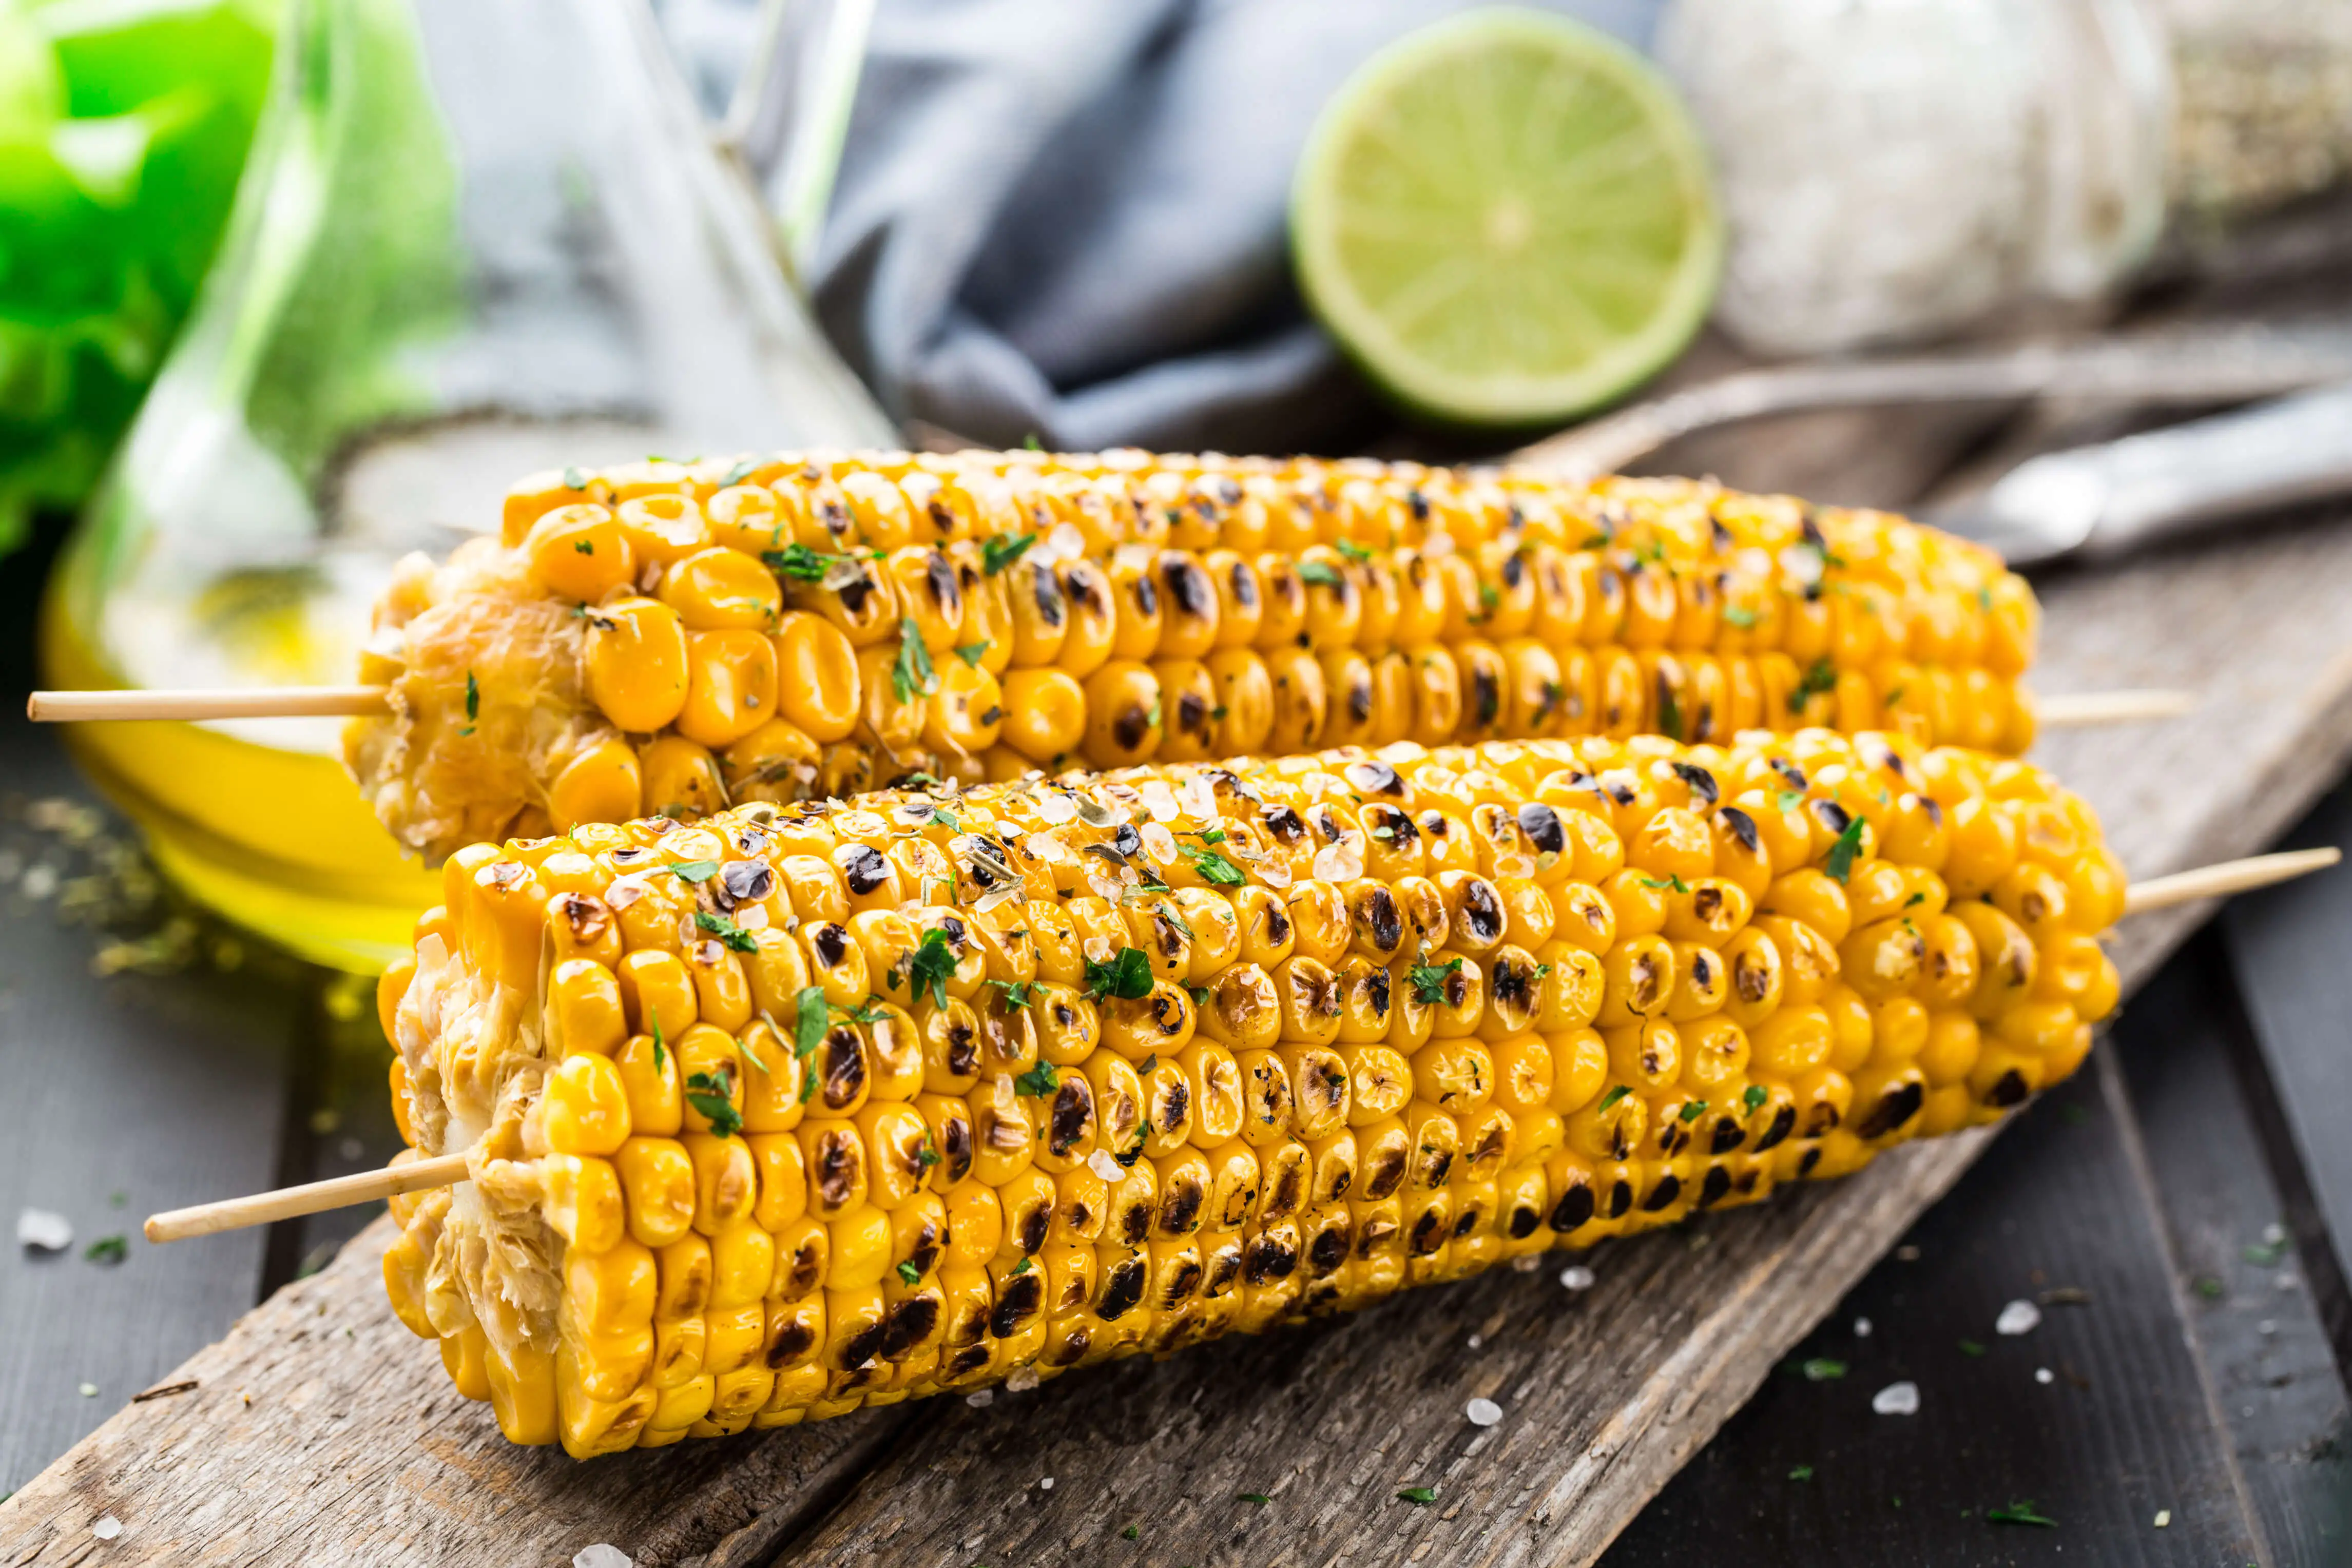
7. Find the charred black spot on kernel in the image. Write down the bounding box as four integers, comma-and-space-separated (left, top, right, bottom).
1158, 1076, 1191, 1132
1643, 1174, 1682, 1212
785, 1241, 824, 1298
1363, 1145, 1408, 1201
1549, 1182, 1596, 1233
812, 922, 850, 965
1160, 1257, 1204, 1308
1506, 1202, 1541, 1239
1016, 1201, 1053, 1254
1263, 900, 1291, 946
1347, 676, 1373, 724
1491, 956, 1533, 1009
1607, 1180, 1634, 1218
947, 1344, 991, 1376
555, 892, 612, 944
840, 843, 891, 897
1409, 1209, 1447, 1255
1458, 880, 1505, 943
1803, 1101, 1841, 1137
1162, 555, 1213, 617
764, 1319, 816, 1368
1049, 1079, 1093, 1155
839, 1319, 889, 1369
1112, 701, 1154, 751
1160, 1178, 1204, 1235
1177, 689, 1209, 736
1770, 757, 1807, 790
1119, 1200, 1152, 1246
1147, 989, 1189, 1035
1513, 802, 1566, 858
1345, 759, 1403, 796
1856, 1079, 1925, 1138
1797, 1146, 1824, 1178
1669, 761, 1720, 806
1245, 1236, 1299, 1286
1697, 1164, 1733, 1208
944, 1025, 979, 1079
1423, 1151, 1455, 1189
1810, 799, 1852, 839
1690, 950, 1717, 991
1734, 951, 1773, 1003
1364, 966, 1392, 1015
991, 1272, 1044, 1337
821, 1030, 866, 1110
1471, 665, 1501, 728
716, 860, 774, 909
1710, 1116, 1746, 1154
924, 550, 962, 616
879, 1295, 940, 1358
1263, 804, 1307, 844
1754, 1104, 1796, 1152
1030, 565, 1067, 626
1453, 1207, 1480, 1238
1128, 573, 1159, 617
1359, 886, 1404, 952
1985, 1069, 2030, 1108
1443, 967, 1470, 1011
904, 1221, 943, 1276
1204, 1246, 1244, 1296
836, 572, 875, 615
1293, 1225, 1342, 1278
1095, 1257, 1146, 1321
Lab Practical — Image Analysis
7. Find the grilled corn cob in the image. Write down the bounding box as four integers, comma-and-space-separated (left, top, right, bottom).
347, 450, 2037, 862
375, 726, 2117, 1455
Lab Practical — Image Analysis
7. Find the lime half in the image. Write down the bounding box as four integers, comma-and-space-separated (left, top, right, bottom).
1293, 8, 1721, 427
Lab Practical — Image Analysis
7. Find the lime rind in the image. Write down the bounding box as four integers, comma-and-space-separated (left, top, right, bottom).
1293, 7, 1722, 427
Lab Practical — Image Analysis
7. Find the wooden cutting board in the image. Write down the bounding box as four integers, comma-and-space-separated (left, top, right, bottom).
7, 508, 2352, 1568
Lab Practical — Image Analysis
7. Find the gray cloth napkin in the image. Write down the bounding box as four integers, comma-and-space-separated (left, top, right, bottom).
732, 0, 1663, 454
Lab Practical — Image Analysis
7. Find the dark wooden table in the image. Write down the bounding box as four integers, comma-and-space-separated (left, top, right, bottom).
8, 204, 2352, 1563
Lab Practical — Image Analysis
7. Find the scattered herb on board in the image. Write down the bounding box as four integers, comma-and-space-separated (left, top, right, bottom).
1396, 1487, 1437, 1506
1800, 1358, 1846, 1381
1958, 1339, 1986, 1358
1238, 1493, 1270, 1505
84, 1235, 127, 1266
1788, 1465, 1815, 1482
1985, 1502, 2057, 1528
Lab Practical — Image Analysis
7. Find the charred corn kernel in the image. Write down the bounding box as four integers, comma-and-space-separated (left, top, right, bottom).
389, 725, 2116, 1443
356, 456, 2040, 866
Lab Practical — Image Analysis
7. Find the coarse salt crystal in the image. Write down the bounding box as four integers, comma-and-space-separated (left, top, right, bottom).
1025, 833, 1065, 863
2153, 1510, 2171, 1528
1559, 1265, 1596, 1292
966, 1388, 995, 1408
1139, 781, 1180, 823
1036, 793, 1077, 825
1313, 839, 1364, 883
1140, 823, 1177, 864
2035, 1368, 2054, 1385
79, 1382, 98, 1398
974, 885, 1023, 914
1087, 1149, 1125, 1183
1995, 1299, 2041, 1336
1467, 1334, 1483, 1350
1004, 1367, 1040, 1392
92, 1516, 122, 1541
1872, 1381, 1920, 1416
604, 876, 647, 909
17, 1208, 71, 1251
573, 1546, 632, 1568
1466, 1398, 1503, 1427
1181, 773, 1218, 823
1039, 1477, 1055, 1490
1853, 1317, 1872, 1338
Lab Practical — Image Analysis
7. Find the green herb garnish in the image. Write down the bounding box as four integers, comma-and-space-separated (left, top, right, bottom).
1985, 1502, 2056, 1528
1597, 1085, 1631, 1114
905, 926, 960, 1011
84, 1235, 127, 1265
695, 911, 759, 952
668, 860, 720, 883
893, 619, 938, 705
896, 1260, 922, 1286
684, 1069, 743, 1137
1800, 1358, 1846, 1381
1175, 840, 1245, 886
981, 532, 1036, 574
1679, 1100, 1708, 1123
1723, 605, 1758, 629
1407, 956, 1462, 1006
1790, 658, 1837, 713
1396, 1487, 1437, 1506
1823, 817, 1866, 884
794, 985, 828, 1059
1015, 1061, 1059, 1097
1084, 947, 1155, 1001
562, 466, 587, 491
1743, 1085, 1768, 1113
1788, 1465, 1815, 1482
954, 641, 991, 667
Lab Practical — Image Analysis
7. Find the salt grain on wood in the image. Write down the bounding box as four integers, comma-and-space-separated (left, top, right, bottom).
1995, 1299, 2042, 1335
1872, 1381, 1920, 1416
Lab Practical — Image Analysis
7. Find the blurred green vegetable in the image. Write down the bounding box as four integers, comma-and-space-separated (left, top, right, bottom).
0, 0, 275, 555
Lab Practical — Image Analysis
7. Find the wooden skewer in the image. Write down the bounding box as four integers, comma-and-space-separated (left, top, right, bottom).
143, 1153, 470, 1244
2035, 688, 2197, 726
145, 846, 2340, 1245
2118, 846, 2340, 916
27, 686, 390, 721
30, 685, 2196, 728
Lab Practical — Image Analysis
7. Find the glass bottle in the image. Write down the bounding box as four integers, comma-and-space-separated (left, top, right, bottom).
42, 0, 895, 972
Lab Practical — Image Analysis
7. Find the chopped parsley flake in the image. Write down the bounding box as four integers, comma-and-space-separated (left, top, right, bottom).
1084, 946, 1155, 1001
1176, 840, 1245, 886
1014, 1061, 1059, 1097
981, 532, 1036, 574
1637, 874, 1690, 894
1237, 1493, 1270, 1505
684, 1069, 743, 1137
1958, 1338, 1986, 1358
1407, 956, 1463, 1006
562, 466, 587, 491
668, 860, 720, 882
84, 1235, 127, 1265
1800, 1358, 1846, 1381
892, 620, 939, 705
694, 911, 759, 952
985, 978, 1040, 1011
906, 926, 960, 1011
1297, 559, 1344, 588
896, 1260, 922, 1286
650, 1015, 667, 1074
1985, 1502, 2056, 1528
1679, 1100, 1709, 1123
1743, 1085, 1768, 1113
1791, 659, 1837, 713
793, 985, 828, 1058
954, 641, 992, 667
1823, 817, 1867, 884
1723, 605, 1758, 628
573, 538, 595, 555
1597, 1085, 1631, 1114
763, 543, 837, 582
1008, 1255, 1031, 1275
1788, 1465, 1815, 1482
721, 458, 758, 487
1396, 1487, 1437, 1506
464, 670, 479, 722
